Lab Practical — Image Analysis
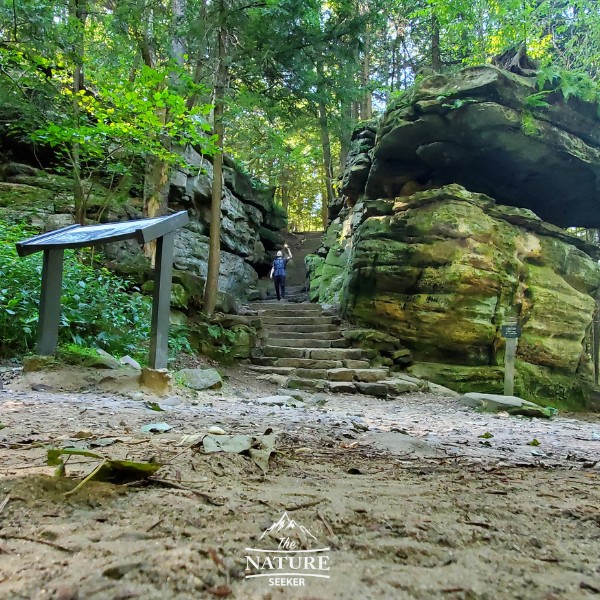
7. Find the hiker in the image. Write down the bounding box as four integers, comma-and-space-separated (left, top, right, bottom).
269, 244, 293, 301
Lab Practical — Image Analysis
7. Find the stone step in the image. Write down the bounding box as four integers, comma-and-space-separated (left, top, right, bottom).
262, 346, 364, 360
267, 331, 341, 340
286, 377, 328, 392
251, 301, 313, 311
328, 381, 358, 394
294, 368, 328, 379
285, 377, 387, 396
342, 360, 371, 369
247, 365, 296, 376
261, 316, 335, 326
256, 307, 323, 317
263, 324, 340, 334
355, 382, 389, 398
267, 338, 343, 349
274, 358, 344, 369
254, 365, 388, 382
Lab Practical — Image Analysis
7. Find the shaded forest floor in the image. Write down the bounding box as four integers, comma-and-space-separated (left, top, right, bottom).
0, 362, 599, 600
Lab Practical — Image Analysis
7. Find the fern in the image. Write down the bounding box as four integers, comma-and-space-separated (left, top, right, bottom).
531, 65, 600, 108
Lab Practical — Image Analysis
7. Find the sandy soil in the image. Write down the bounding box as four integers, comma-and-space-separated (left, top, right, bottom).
0, 362, 599, 600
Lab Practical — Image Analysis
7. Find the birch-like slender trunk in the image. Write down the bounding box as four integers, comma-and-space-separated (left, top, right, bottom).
203, 1, 227, 315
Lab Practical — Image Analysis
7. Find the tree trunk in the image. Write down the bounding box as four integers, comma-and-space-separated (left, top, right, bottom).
431, 13, 442, 71
143, 104, 170, 265
203, 2, 227, 316
339, 98, 352, 170
171, 0, 186, 68
318, 99, 334, 213
70, 0, 87, 225
360, 25, 372, 120
280, 158, 291, 213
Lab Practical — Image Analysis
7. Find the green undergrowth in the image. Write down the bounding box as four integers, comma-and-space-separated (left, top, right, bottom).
0, 218, 190, 362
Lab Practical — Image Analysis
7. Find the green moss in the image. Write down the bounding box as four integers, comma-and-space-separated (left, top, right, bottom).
514, 361, 598, 412
520, 111, 541, 137
409, 362, 504, 394
410, 359, 598, 411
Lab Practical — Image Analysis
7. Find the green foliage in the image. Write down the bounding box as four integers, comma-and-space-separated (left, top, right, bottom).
32, 65, 216, 172
57, 343, 103, 364
520, 111, 541, 137
442, 98, 478, 110
534, 64, 600, 106
524, 91, 551, 109
192, 319, 256, 364
0, 218, 190, 361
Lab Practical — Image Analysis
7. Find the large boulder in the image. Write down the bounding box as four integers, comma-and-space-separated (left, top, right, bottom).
173, 227, 259, 299
368, 65, 600, 228
312, 184, 600, 408
168, 147, 288, 288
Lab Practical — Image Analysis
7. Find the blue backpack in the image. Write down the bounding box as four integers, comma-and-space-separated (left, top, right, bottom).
273, 257, 286, 277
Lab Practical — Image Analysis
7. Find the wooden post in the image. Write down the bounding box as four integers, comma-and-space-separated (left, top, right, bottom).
594, 289, 600, 385
502, 318, 520, 396
36, 248, 64, 355
149, 232, 175, 369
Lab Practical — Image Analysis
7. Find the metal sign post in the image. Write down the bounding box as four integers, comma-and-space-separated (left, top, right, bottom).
500, 318, 521, 396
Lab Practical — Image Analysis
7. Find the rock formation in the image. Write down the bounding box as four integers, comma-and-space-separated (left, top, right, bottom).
310, 64, 600, 408
357, 65, 600, 228
0, 146, 287, 302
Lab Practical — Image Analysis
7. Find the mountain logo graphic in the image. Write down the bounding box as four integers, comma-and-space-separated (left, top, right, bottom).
245, 511, 331, 586
258, 512, 317, 542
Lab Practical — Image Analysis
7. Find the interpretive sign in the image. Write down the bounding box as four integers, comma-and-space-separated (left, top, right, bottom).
500, 323, 521, 338
16, 211, 189, 369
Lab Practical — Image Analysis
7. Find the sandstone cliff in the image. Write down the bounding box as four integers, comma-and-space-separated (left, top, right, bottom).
0, 147, 286, 302
310, 65, 600, 408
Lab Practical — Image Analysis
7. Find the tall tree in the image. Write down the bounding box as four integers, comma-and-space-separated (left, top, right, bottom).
203, 0, 228, 316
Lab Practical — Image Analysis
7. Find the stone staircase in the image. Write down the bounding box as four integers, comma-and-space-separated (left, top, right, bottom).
249, 301, 422, 398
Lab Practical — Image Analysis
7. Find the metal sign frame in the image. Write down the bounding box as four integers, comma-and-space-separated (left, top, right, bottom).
16, 211, 189, 369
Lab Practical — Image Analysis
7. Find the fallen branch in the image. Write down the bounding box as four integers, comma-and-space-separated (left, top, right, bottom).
132, 477, 227, 506
317, 510, 334, 536
0, 534, 74, 553
146, 517, 165, 532
285, 498, 326, 511
0, 494, 10, 514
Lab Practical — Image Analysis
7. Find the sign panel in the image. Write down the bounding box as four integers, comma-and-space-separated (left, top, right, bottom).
501, 324, 521, 338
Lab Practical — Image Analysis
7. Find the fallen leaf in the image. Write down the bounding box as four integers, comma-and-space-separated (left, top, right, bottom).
207, 426, 226, 435
478, 432, 494, 439
203, 434, 252, 454
208, 547, 225, 570
47, 448, 161, 494
176, 434, 204, 446
207, 585, 231, 598
47, 448, 103, 466
144, 401, 164, 412
202, 432, 279, 473
527, 439, 541, 446
89, 438, 119, 448
341, 441, 359, 449
141, 422, 172, 433
102, 562, 144, 580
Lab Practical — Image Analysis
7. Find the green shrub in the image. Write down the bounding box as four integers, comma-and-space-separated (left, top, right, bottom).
0, 219, 190, 362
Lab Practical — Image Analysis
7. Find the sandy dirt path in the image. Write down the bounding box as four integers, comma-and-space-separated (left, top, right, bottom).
0, 364, 599, 599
